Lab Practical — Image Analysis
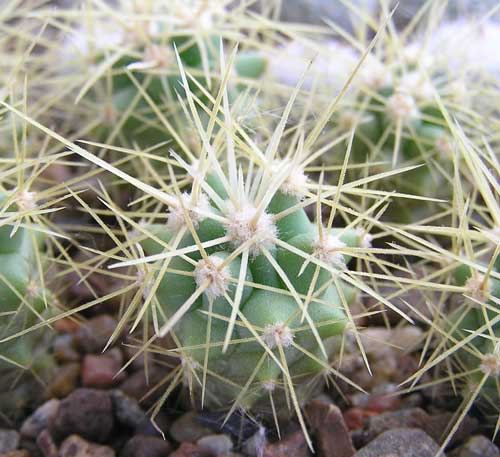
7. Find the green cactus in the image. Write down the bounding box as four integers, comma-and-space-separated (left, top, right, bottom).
53, 3, 269, 152
0, 191, 56, 417
89, 110, 386, 426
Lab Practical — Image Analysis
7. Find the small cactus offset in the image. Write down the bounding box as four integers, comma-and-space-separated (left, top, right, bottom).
0, 190, 56, 416
264, 31, 485, 224
41, 1, 268, 151
444, 145, 500, 421
401, 133, 500, 450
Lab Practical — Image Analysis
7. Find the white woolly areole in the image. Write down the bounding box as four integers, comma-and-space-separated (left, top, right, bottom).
358, 56, 392, 90
167, 193, 210, 231
448, 80, 469, 104
175, 2, 225, 29
435, 136, 454, 157
401, 44, 434, 68
397, 72, 434, 101
261, 379, 276, 392
385, 93, 419, 125
338, 111, 361, 131
16, 190, 37, 211
194, 255, 230, 301
314, 235, 347, 268
480, 353, 500, 376
262, 323, 294, 349
271, 160, 308, 197
465, 273, 491, 303
26, 279, 40, 299
356, 228, 373, 249
223, 203, 277, 257
128, 44, 174, 70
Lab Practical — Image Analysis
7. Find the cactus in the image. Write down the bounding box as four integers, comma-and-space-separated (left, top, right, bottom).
125, 158, 369, 419
22, 41, 421, 442
4, 1, 500, 450
0, 190, 57, 417
263, 32, 482, 224
398, 132, 500, 451
43, 1, 269, 152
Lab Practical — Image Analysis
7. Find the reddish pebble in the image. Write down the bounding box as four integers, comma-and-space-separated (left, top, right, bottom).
263, 430, 309, 457
344, 408, 377, 431
54, 318, 80, 334
81, 349, 125, 388
365, 394, 401, 413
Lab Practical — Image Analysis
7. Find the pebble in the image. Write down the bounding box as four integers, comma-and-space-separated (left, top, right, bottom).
59, 434, 115, 457
110, 390, 146, 429
46, 363, 81, 398
168, 442, 210, 457
354, 428, 443, 457
35, 429, 57, 457
170, 412, 213, 443
120, 435, 172, 457
450, 435, 500, 457
197, 434, 233, 455
51, 388, 114, 443
75, 315, 118, 354
0, 430, 19, 453
360, 326, 423, 357
81, 348, 126, 388
305, 400, 354, 457
134, 412, 171, 438
118, 367, 164, 405
53, 318, 80, 334
344, 408, 378, 431
20, 399, 60, 440
53, 334, 80, 363
263, 430, 309, 457
17, 439, 39, 457
361, 407, 477, 447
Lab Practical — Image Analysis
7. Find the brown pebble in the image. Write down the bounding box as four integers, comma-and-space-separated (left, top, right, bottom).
118, 367, 164, 406
53, 318, 80, 334
59, 434, 115, 457
35, 429, 57, 457
46, 363, 80, 399
120, 434, 172, 457
169, 412, 213, 443
21, 399, 60, 440
81, 349, 125, 388
53, 335, 81, 363
75, 315, 118, 354
263, 430, 309, 457
305, 399, 355, 457
51, 389, 114, 443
